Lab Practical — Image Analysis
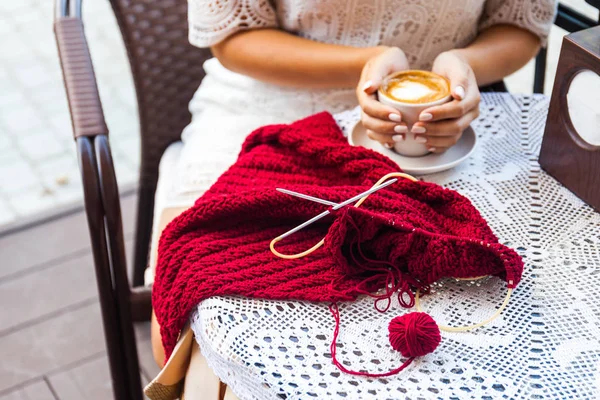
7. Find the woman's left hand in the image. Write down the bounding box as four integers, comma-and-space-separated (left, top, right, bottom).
412, 51, 481, 153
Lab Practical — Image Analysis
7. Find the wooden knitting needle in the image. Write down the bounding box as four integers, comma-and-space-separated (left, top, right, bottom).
276, 178, 397, 240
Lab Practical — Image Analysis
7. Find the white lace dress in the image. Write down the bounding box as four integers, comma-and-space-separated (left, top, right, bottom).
147, 0, 556, 280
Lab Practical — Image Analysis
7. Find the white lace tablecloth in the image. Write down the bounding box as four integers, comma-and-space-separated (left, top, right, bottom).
191, 93, 600, 399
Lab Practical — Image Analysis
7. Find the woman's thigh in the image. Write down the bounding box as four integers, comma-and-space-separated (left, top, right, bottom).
150, 110, 288, 364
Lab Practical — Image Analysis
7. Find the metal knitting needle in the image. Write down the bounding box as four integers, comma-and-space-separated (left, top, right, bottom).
276, 188, 338, 207
277, 178, 397, 240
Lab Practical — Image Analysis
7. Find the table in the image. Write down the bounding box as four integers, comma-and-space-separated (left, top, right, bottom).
191, 93, 600, 399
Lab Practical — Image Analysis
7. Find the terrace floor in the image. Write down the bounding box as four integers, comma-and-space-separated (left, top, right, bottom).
0, 193, 158, 400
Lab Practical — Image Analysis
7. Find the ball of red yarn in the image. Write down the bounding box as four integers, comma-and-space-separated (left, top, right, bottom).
388, 312, 441, 358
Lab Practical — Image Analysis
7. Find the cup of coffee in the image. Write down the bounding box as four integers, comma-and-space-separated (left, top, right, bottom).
378, 70, 451, 156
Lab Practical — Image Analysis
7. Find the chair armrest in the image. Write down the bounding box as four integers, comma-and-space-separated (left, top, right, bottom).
54, 17, 108, 138
54, 5, 146, 400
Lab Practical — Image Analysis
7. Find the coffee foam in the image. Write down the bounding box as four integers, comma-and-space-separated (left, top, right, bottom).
382, 71, 450, 104
388, 81, 438, 102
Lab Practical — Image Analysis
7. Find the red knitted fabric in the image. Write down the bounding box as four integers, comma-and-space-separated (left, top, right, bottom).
154, 112, 523, 359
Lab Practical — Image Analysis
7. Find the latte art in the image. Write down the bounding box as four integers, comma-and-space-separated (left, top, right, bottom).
377, 70, 452, 156
388, 81, 439, 102
381, 71, 450, 104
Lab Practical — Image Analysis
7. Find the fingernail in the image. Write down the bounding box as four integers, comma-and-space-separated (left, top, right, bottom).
392, 134, 404, 142
415, 136, 427, 144
394, 125, 408, 134
383, 143, 394, 149
455, 86, 466, 100
428, 147, 436, 152
419, 112, 433, 121
362, 80, 373, 91
388, 113, 402, 122
412, 126, 426, 134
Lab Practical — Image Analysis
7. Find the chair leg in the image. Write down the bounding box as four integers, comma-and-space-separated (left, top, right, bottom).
78, 138, 135, 400
96, 136, 145, 400
534, 48, 547, 94
133, 182, 157, 286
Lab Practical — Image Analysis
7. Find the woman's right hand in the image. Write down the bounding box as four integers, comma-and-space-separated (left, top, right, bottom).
357, 47, 410, 148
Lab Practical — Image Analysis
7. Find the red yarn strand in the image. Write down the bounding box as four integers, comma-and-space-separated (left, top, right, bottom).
328, 303, 416, 378
345, 216, 419, 312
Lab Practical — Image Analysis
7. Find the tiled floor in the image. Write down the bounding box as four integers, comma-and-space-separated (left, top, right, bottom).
0, 1, 598, 232
0, 193, 159, 400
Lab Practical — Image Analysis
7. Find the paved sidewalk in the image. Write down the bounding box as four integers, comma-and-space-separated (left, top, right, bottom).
0, 0, 139, 231
0, 0, 597, 232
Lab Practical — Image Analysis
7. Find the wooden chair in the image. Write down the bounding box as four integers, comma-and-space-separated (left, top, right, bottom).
52, 0, 599, 399
53, 0, 210, 399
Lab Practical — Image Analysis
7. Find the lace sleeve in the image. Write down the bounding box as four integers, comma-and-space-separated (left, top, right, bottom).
479, 0, 557, 46
188, 0, 279, 48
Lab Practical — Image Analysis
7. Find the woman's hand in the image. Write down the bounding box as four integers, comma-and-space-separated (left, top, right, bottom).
413, 51, 481, 153
357, 47, 410, 148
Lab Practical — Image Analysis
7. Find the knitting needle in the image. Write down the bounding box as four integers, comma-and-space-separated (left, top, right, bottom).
277, 178, 397, 240
278, 179, 397, 208
276, 188, 338, 207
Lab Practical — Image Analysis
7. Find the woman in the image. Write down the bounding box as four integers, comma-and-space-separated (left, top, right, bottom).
148, 0, 556, 392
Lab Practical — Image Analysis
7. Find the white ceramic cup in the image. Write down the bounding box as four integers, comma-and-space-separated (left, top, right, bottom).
377, 72, 452, 157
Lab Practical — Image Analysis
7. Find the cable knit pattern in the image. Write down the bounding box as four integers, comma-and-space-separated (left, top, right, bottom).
153, 112, 523, 360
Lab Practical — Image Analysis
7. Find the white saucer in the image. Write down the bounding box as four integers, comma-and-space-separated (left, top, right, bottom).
349, 122, 477, 175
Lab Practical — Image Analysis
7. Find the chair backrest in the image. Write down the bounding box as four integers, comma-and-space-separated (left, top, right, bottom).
109, 0, 211, 181
108, 0, 212, 283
